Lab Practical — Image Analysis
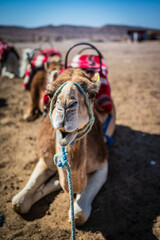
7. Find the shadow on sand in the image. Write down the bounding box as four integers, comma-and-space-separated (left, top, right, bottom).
21, 190, 61, 221
0, 98, 7, 108
80, 125, 160, 240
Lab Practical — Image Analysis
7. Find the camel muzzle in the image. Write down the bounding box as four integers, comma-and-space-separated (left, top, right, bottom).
57, 129, 77, 147
49, 81, 95, 145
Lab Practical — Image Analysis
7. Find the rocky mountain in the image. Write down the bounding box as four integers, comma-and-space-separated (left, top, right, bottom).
0, 24, 159, 42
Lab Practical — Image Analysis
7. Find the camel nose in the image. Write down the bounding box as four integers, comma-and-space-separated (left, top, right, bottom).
53, 109, 65, 129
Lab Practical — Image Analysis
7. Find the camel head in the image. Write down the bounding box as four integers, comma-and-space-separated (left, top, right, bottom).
44, 60, 63, 93
46, 68, 99, 147
44, 60, 63, 84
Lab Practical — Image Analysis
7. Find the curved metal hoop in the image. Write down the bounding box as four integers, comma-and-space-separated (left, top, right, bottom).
64, 42, 103, 72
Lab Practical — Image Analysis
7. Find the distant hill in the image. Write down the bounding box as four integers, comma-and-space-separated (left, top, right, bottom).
0, 24, 159, 42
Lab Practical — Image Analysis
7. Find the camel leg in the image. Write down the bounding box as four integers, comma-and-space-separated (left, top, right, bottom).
38, 88, 44, 113
69, 161, 108, 226
12, 158, 57, 214
23, 88, 40, 121
1, 66, 14, 79
1, 52, 19, 78
34, 176, 61, 203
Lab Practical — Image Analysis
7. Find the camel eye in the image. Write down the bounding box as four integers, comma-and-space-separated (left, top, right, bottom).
55, 100, 63, 112
86, 70, 94, 75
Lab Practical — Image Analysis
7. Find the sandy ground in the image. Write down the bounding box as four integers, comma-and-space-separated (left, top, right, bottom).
0, 40, 160, 240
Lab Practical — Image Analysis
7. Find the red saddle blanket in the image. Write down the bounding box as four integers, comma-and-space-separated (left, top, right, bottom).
0, 40, 19, 62
43, 54, 113, 113
23, 48, 61, 89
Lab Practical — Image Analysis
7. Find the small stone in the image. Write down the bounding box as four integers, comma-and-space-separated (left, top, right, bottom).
150, 160, 156, 165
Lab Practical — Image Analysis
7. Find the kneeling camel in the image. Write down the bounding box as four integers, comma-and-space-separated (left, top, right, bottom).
12, 67, 115, 225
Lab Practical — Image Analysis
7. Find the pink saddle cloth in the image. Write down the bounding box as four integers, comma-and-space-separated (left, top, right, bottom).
0, 40, 19, 62
23, 48, 61, 89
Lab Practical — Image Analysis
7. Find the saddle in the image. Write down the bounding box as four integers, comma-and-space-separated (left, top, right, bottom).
43, 53, 113, 114
0, 40, 19, 63
23, 48, 61, 90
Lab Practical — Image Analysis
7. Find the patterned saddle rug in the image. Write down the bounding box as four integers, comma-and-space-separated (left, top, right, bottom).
0, 40, 19, 63
23, 48, 61, 90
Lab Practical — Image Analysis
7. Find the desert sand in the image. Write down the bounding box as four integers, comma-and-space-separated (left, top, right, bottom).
0, 40, 160, 240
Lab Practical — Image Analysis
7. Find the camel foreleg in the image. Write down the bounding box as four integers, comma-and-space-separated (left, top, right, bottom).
1, 66, 15, 79
69, 161, 108, 226
12, 158, 60, 214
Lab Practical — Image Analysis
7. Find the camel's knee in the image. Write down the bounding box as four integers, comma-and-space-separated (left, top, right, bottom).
23, 90, 41, 121
23, 107, 41, 121
12, 189, 33, 214
1, 67, 14, 79
12, 158, 56, 214
69, 163, 108, 226
69, 198, 91, 226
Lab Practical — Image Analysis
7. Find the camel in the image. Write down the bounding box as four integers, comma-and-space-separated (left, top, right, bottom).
21, 47, 62, 121
0, 40, 20, 78
20, 48, 61, 78
12, 65, 115, 225
23, 60, 63, 121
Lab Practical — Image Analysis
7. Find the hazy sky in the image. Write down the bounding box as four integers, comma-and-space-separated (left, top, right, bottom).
0, 0, 160, 29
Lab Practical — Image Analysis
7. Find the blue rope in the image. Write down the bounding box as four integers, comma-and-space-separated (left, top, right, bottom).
54, 147, 75, 240
103, 113, 114, 146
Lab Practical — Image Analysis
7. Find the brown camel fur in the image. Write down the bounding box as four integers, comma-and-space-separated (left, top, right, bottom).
24, 61, 63, 121
12, 68, 115, 226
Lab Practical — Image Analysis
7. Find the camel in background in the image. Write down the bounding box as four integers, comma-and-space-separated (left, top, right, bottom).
0, 40, 20, 78
21, 48, 62, 121
23, 60, 63, 121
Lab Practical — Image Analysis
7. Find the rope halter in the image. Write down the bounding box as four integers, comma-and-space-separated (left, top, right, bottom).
49, 81, 95, 142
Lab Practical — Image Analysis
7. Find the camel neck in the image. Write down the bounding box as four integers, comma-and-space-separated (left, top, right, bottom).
67, 136, 87, 170
56, 137, 87, 193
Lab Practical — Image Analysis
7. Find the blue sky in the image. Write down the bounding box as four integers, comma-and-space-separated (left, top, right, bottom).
0, 0, 160, 29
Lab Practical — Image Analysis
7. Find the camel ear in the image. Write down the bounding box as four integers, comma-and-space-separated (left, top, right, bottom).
87, 83, 98, 99
91, 72, 100, 84
45, 85, 54, 100
86, 73, 100, 99
48, 70, 59, 84
45, 74, 58, 99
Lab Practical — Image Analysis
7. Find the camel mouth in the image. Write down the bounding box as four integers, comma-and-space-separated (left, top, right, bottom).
57, 129, 77, 147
